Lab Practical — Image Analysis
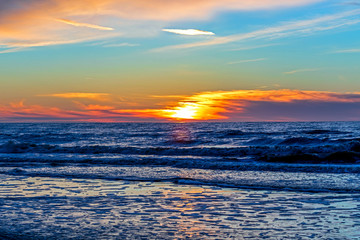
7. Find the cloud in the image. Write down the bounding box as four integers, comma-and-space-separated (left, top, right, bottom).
55, 18, 114, 31
154, 9, 360, 51
1, 34, 121, 48
341, 1, 360, 6
2, 90, 360, 122
0, 101, 87, 120
283, 68, 321, 74
41, 93, 111, 101
0, 99, 166, 122
142, 89, 360, 120
333, 48, 360, 53
0, 0, 322, 50
79, 104, 115, 111
229, 43, 279, 51
103, 43, 140, 47
163, 29, 215, 36
227, 58, 266, 64
0, 47, 26, 54
233, 101, 360, 121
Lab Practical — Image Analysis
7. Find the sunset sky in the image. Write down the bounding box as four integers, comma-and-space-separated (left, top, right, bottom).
1, 0, 360, 122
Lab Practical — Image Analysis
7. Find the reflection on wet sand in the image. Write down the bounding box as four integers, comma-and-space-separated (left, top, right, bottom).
0, 175, 359, 239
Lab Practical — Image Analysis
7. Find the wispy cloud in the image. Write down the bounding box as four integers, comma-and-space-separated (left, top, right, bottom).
229, 44, 280, 51
0, 0, 321, 51
1, 34, 121, 49
41, 93, 111, 101
154, 9, 360, 51
283, 68, 321, 74
341, 1, 360, 6
333, 48, 360, 53
163, 29, 215, 36
74, 102, 116, 111
55, 19, 114, 31
227, 58, 266, 65
0, 47, 26, 54
103, 43, 140, 47
150, 95, 188, 99
0, 100, 139, 122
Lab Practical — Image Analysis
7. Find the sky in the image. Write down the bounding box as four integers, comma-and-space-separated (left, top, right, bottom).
0, 0, 360, 122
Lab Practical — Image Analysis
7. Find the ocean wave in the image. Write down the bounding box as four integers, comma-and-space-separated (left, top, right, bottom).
1, 152, 360, 173
1, 166, 359, 193
303, 129, 348, 135
279, 137, 325, 145
0, 140, 250, 156
1, 139, 360, 160
1, 122, 360, 189
260, 151, 360, 164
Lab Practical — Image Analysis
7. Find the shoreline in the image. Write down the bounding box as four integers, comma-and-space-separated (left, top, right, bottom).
1, 163, 360, 193
1, 174, 359, 239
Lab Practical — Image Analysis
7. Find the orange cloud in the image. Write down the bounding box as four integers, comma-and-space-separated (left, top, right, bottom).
2, 90, 360, 122
0, 100, 137, 122
0, 101, 84, 119
80, 104, 115, 111
139, 90, 360, 120
55, 18, 114, 31
41, 93, 111, 101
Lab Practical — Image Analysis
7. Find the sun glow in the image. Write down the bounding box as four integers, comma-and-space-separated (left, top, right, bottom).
5, 90, 360, 122
154, 97, 228, 121
163, 102, 200, 120
144, 89, 360, 121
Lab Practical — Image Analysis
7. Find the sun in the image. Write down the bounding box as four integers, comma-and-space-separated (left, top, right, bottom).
171, 104, 198, 119
163, 102, 200, 120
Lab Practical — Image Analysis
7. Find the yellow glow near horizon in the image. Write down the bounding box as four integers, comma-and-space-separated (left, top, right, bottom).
154, 98, 228, 121
5, 89, 360, 122
148, 89, 359, 121
163, 102, 200, 120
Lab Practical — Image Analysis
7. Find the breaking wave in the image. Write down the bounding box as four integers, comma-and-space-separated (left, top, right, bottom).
1, 122, 360, 192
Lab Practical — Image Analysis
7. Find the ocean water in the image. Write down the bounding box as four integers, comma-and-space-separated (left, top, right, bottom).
1, 122, 360, 192
1, 122, 360, 239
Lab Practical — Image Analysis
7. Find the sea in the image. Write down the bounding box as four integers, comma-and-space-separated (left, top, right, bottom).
0, 122, 360, 239
1, 122, 360, 192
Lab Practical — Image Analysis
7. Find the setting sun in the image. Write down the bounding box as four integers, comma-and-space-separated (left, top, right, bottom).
163, 102, 199, 120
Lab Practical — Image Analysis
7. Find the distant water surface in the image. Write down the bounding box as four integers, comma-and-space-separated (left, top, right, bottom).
0, 122, 360, 192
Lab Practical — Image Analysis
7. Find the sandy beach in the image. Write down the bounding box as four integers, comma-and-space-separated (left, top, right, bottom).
1, 174, 359, 239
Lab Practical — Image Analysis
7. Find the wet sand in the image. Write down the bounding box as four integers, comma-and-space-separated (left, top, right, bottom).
0, 174, 359, 239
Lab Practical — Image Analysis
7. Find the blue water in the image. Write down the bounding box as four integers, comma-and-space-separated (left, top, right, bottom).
1, 122, 360, 192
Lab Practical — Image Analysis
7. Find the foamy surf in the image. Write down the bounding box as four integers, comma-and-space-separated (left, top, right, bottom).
1, 122, 360, 192
1, 122, 360, 239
